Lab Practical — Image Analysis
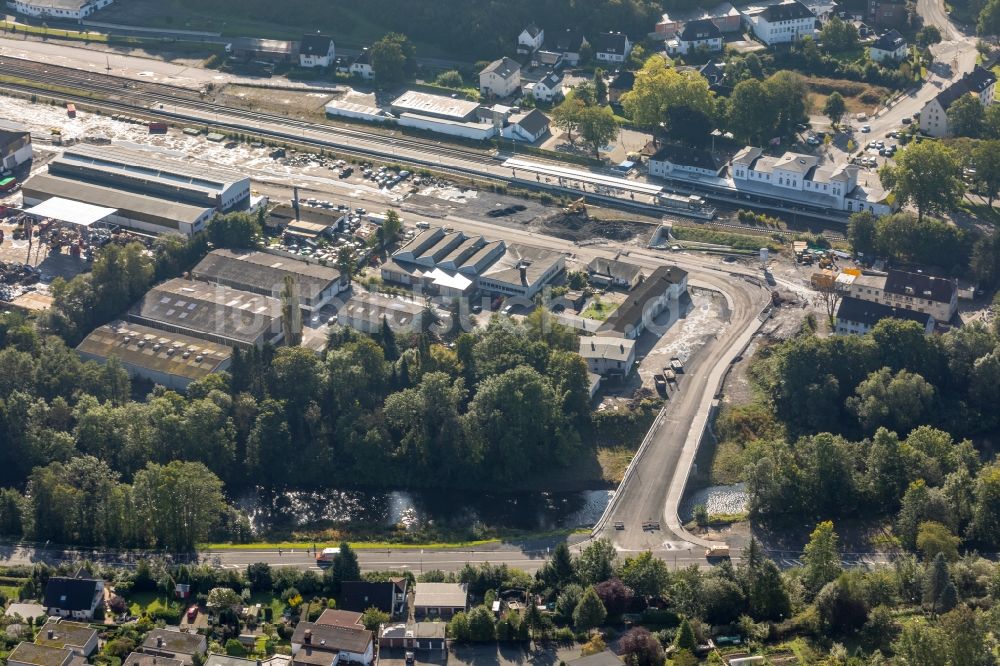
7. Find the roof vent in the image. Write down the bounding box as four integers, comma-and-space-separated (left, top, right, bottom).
195, 355, 204, 362
153, 343, 161, 351
166, 348, 175, 355
182, 351, 190, 359
137, 340, 146, 347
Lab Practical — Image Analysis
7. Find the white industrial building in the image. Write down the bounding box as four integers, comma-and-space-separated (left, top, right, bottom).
0, 119, 32, 170
396, 114, 497, 141
9, 0, 111, 19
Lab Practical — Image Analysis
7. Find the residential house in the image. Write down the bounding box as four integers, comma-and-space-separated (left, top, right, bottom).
587, 257, 643, 289
531, 71, 564, 102
868, 29, 906, 62
502, 109, 551, 142
579, 336, 637, 376
518, 23, 545, 53
845, 269, 958, 322
413, 583, 468, 619
699, 61, 727, 90
35, 619, 98, 657
648, 144, 726, 178
43, 577, 104, 621
919, 65, 996, 137
654, 3, 742, 38
123, 653, 183, 666
834, 295, 935, 335
338, 579, 408, 617
594, 32, 633, 63
609, 70, 635, 106
531, 49, 564, 69
299, 34, 335, 68
868, 0, 907, 28
6, 643, 73, 666
479, 57, 522, 98
378, 623, 447, 657
291, 649, 337, 666
316, 610, 365, 629
598, 265, 689, 339
743, 0, 817, 45
554, 29, 589, 66
667, 18, 723, 55
350, 49, 374, 80
291, 622, 374, 666
0, 119, 32, 170
140, 630, 207, 666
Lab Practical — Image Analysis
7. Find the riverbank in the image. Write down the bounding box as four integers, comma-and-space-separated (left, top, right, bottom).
202, 527, 591, 552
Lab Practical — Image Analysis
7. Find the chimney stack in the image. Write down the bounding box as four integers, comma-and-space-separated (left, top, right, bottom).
304, 629, 312, 645
47, 630, 54, 640
157, 637, 164, 648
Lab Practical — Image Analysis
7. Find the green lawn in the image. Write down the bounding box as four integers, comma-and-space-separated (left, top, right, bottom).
127, 591, 180, 617
581, 297, 615, 321
1, 585, 22, 602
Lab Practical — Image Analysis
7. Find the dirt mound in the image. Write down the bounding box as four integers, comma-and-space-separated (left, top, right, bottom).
539, 212, 650, 243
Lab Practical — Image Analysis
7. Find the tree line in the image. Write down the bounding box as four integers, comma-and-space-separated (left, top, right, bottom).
0, 298, 593, 548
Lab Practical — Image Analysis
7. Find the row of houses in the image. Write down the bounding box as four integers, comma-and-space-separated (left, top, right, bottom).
919, 65, 996, 137
828, 267, 958, 336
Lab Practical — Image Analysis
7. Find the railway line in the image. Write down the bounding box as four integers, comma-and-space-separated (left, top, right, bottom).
0, 55, 499, 168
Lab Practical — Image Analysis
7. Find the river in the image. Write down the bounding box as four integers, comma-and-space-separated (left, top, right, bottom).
240, 488, 613, 535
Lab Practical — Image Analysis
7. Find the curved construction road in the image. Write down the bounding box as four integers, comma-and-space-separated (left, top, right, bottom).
589, 258, 769, 555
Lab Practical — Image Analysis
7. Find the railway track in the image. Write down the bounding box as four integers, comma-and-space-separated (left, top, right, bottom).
0, 55, 499, 167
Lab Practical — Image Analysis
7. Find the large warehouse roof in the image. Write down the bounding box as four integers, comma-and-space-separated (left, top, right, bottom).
192, 249, 341, 301
77, 321, 232, 383
23, 197, 116, 228
22, 173, 213, 227
130, 278, 281, 346
57, 144, 246, 193
390, 90, 481, 121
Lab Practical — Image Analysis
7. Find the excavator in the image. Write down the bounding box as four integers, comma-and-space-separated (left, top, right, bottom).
563, 197, 587, 215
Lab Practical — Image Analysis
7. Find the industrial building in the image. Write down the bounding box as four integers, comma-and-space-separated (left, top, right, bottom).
77, 321, 233, 391
9, 0, 112, 20
396, 114, 497, 141
0, 119, 32, 170
381, 227, 564, 300
21, 173, 215, 237
478, 242, 566, 299
192, 249, 344, 312
226, 38, 299, 63
49, 144, 251, 212
128, 278, 284, 349
337, 292, 426, 334
390, 91, 481, 123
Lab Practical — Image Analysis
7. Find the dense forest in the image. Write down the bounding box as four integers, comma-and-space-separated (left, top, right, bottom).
716, 317, 1000, 553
